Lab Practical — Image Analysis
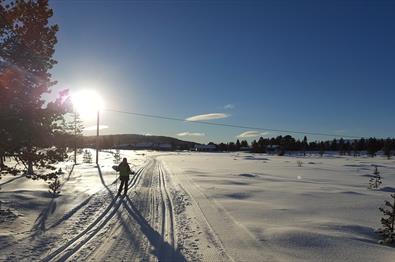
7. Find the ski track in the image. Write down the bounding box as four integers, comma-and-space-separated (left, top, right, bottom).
2, 156, 245, 262
76, 158, 183, 262
83, 157, 234, 262
41, 163, 147, 262
158, 162, 177, 259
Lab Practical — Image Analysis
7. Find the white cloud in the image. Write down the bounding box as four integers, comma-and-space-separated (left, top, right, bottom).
237, 131, 269, 138
334, 129, 346, 134
224, 104, 235, 109
84, 125, 109, 131
145, 133, 153, 136
185, 113, 230, 121
177, 132, 205, 137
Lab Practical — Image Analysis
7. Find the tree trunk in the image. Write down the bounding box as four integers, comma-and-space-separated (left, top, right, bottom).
74, 112, 77, 164
27, 159, 34, 176
0, 153, 4, 168
392, 196, 395, 233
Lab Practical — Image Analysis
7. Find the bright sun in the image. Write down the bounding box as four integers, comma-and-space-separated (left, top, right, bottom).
71, 90, 104, 119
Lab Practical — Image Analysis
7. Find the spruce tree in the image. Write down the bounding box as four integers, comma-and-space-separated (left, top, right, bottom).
368, 166, 382, 190
383, 138, 392, 160
236, 139, 241, 151
367, 138, 380, 157
0, 0, 69, 179
240, 140, 248, 148
302, 136, 308, 156
113, 149, 121, 164
319, 142, 325, 157
377, 194, 395, 244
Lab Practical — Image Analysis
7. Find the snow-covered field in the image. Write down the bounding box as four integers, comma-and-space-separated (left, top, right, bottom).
1, 150, 394, 261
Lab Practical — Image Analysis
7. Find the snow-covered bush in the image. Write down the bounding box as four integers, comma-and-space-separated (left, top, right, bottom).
83, 150, 92, 164
368, 166, 382, 190
377, 194, 395, 244
48, 177, 61, 198
113, 149, 121, 164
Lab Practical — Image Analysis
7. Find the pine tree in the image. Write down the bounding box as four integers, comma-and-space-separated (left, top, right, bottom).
302, 136, 308, 156
236, 139, 241, 151
66, 113, 84, 164
240, 140, 248, 148
377, 194, 395, 244
367, 138, 380, 157
319, 141, 325, 157
0, 0, 69, 179
383, 138, 392, 160
48, 176, 61, 198
339, 138, 345, 155
368, 166, 382, 190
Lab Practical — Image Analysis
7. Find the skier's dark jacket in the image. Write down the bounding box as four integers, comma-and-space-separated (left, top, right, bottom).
118, 161, 131, 178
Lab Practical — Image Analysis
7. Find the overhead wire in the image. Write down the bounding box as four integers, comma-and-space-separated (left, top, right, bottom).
103, 108, 362, 139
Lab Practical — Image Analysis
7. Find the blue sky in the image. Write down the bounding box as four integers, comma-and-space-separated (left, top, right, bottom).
49, 0, 395, 143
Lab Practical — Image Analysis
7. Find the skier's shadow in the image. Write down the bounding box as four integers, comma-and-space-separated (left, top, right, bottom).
123, 196, 187, 262
97, 166, 115, 198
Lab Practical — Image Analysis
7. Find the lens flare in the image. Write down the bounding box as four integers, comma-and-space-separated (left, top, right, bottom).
71, 89, 104, 119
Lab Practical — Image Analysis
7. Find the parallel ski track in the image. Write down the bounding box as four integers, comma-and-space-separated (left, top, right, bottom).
42, 162, 149, 262
158, 161, 176, 258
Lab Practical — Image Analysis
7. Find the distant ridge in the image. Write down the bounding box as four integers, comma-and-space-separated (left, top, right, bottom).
82, 134, 198, 150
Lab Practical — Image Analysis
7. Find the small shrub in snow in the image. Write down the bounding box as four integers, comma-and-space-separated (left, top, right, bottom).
319, 149, 324, 157
83, 150, 92, 164
368, 166, 382, 190
297, 160, 303, 167
113, 149, 121, 164
48, 177, 61, 198
377, 194, 395, 244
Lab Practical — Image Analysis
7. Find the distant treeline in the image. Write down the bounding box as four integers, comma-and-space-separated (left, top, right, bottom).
53, 134, 196, 151
212, 136, 395, 157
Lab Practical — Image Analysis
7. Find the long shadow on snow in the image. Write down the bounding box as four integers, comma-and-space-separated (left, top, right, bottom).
42, 168, 144, 261
42, 195, 123, 262
31, 165, 75, 235
48, 165, 115, 230
98, 165, 115, 197
124, 196, 187, 262
0, 174, 25, 187
48, 165, 142, 231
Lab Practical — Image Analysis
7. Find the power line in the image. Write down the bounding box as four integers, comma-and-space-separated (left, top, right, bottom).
104, 108, 362, 139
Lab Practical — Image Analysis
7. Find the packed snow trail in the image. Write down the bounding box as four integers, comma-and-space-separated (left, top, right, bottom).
1, 153, 274, 261
42, 164, 147, 261
41, 156, 237, 261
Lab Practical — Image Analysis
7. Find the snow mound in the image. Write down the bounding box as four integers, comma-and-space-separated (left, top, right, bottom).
380, 186, 395, 193
239, 173, 256, 178
268, 228, 334, 249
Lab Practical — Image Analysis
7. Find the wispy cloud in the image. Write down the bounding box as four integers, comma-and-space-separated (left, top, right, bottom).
84, 125, 109, 131
224, 104, 235, 109
177, 132, 205, 137
185, 113, 230, 121
334, 129, 347, 134
237, 131, 269, 138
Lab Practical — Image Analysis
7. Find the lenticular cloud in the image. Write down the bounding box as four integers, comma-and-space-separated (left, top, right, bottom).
177, 132, 205, 137
237, 131, 269, 138
185, 113, 229, 122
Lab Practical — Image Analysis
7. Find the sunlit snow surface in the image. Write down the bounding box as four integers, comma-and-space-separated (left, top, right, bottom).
1, 150, 394, 261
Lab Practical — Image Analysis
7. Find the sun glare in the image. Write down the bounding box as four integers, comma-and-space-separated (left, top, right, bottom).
71, 90, 104, 119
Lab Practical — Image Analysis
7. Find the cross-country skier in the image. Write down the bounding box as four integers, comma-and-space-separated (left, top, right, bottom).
117, 158, 133, 196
